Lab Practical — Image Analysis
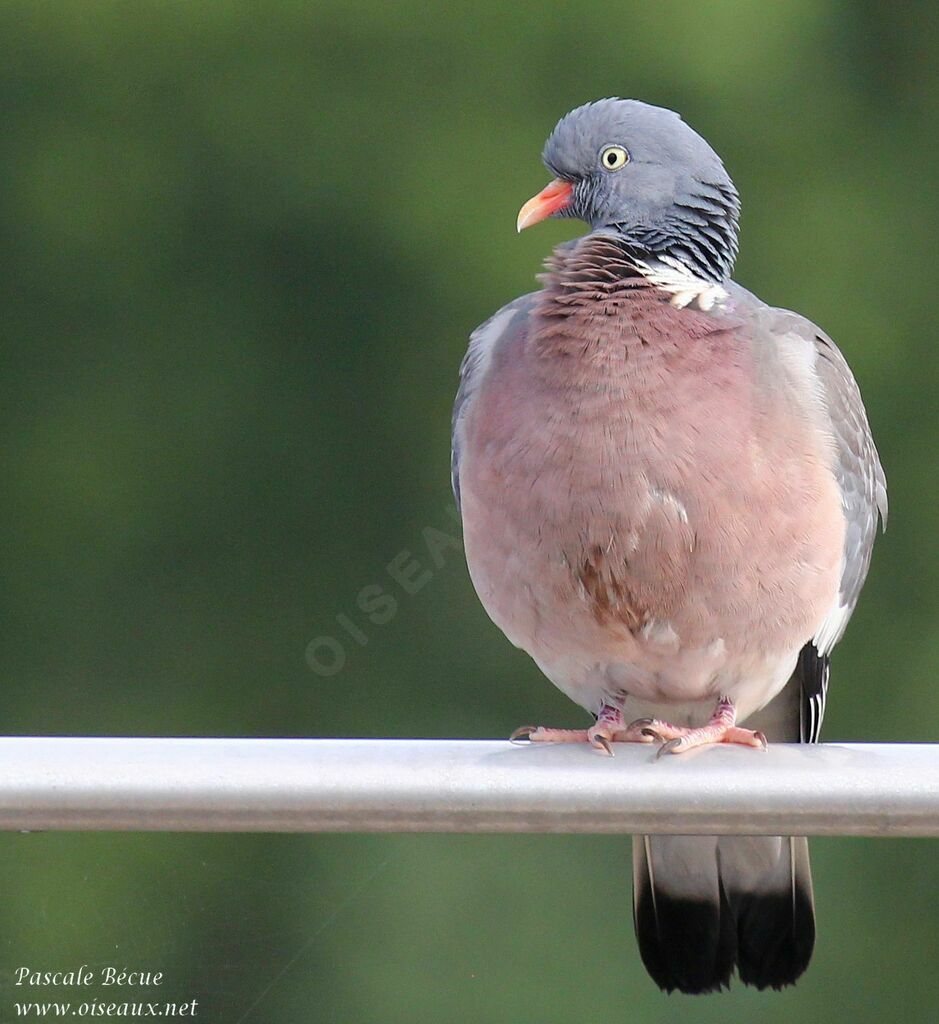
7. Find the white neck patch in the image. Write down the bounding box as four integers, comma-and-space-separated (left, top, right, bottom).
630, 254, 728, 312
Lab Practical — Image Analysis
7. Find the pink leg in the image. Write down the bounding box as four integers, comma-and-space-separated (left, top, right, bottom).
511, 703, 642, 756
511, 695, 766, 759
630, 695, 767, 758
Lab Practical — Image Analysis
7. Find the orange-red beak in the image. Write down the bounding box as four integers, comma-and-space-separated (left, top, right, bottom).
516, 178, 574, 232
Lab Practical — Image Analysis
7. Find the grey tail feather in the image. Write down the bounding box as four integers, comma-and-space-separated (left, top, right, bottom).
632, 834, 815, 994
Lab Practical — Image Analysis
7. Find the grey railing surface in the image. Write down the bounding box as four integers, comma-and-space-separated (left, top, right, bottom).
0, 737, 934, 836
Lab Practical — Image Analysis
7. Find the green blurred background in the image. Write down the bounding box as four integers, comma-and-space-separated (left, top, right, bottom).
0, 1, 936, 1020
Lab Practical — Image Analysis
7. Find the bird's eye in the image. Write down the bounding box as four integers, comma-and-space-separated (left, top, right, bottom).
600, 145, 629, 171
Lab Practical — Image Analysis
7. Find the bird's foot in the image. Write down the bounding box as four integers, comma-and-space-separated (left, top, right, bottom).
510, 703, 634, 756
629, 695, 767, 758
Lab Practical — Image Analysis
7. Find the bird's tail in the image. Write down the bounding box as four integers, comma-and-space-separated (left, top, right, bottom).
632, 833, 815, 993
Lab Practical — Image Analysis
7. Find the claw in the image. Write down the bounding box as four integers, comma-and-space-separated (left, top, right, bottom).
509, 725, 537, 743
655, 738, 684, 760
640, 727, 662, 741
592, 734, 614, 757
755, 730, 768, 751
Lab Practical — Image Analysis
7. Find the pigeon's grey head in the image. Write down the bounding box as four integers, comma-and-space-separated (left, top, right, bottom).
518, 98, 740, 283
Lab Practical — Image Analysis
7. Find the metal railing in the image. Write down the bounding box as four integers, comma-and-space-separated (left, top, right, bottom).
0, 737, 935, 836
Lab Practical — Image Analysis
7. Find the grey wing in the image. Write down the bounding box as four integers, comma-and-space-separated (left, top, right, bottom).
765, 306, 887, 742
451, 293, 537, 512
808, 323, 888, 654
729, 285, 887, 656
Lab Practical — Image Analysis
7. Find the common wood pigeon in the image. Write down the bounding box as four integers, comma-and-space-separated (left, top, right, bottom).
451, 98, 887, 993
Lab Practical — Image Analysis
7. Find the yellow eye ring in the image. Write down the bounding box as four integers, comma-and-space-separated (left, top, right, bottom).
600, 145, 629, 171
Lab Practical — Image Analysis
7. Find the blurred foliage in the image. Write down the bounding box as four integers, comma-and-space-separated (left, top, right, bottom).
0, 1, 936, 1020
